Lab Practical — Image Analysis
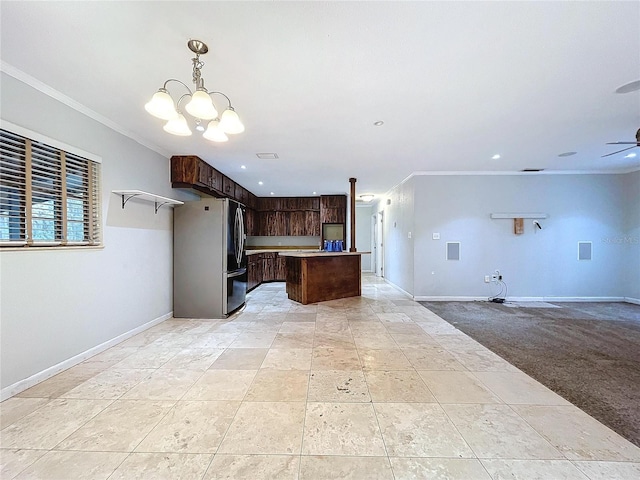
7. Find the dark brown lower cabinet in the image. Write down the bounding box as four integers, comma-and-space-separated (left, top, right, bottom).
248, 252, 286, 290
276, 256, 286, 280
247, 254, 263, 292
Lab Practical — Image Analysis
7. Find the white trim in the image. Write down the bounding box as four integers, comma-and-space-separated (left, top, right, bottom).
382, 278, 413, 299
411, 168, 640, 176
625, 297, 640, 305
1, 62, 170, 159
414, 296, 487, 301
382, 167, 640, 199
0, 311, 173, 401
413, 296, 628, 302
542, 296, 625, 303
0, 119, 102, 164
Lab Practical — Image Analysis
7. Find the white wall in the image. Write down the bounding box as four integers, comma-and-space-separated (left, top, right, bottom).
379, 172, 638, 301
355, 205, 373, 271
380, 177, 415, 295
0, 73, 194, 396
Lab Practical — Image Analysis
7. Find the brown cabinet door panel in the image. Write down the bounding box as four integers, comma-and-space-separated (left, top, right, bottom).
276, 257, 287, 280
223, 176, 235, 197
320, 195, 347, 223
259, 211, 287, 236
211, 169, 223, 192
245, 208, 256, 236
235, 184, 248, 204
306, 211, 320, 236
288, 211, 305, 236
171, 156, 199, 184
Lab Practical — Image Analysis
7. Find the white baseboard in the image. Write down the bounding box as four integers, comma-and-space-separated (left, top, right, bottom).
542, 296, 625, 303
1, 311, 173, 401
413, 296, 631, 303
382, 278, 414, 299
413, 296, 487, 302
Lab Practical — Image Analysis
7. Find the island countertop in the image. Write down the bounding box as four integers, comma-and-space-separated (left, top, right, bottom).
278, 251, 369, 258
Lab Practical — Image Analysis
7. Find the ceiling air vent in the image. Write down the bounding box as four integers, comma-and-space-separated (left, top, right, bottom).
256, 153, 279, 159
521, 168, 544, 172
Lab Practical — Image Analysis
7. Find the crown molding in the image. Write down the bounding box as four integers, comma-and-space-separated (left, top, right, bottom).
378, 166, 640, 202
1, 61, 170, 158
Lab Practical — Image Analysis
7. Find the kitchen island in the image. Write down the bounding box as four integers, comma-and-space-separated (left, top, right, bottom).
278, 251, 367, 304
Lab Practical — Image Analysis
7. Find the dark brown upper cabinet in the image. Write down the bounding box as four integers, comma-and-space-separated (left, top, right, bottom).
320, 195, 347, 224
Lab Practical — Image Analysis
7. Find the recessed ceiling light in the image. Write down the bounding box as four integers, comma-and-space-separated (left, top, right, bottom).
558, 151, 577, 157
373, 121, 384, 126
241, 165, 246, 169
270, 192, 274, 195
615, 80, 640, 94
256, 153, 279, 159
312, 191, 317, 195
258, 181, 263, 185
624, 152, 637, 158
360, 194, 375, 202
491, 154, 501, 160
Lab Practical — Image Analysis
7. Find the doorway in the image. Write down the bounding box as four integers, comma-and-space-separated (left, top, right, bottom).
376, 211, 384, 277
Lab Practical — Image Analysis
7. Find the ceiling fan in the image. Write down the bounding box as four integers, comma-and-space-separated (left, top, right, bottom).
602, 128, 640, 157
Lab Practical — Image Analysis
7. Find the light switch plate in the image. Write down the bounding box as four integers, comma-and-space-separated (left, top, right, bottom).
432, 233, 440, 240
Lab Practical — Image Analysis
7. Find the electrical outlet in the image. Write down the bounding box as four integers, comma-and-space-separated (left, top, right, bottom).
484, 275, 490, 283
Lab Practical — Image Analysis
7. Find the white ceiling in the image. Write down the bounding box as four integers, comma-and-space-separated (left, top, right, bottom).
1, 1, 639, 198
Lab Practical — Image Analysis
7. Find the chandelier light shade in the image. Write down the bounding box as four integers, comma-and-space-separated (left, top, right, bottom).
203, 120, 229, 142
219, 107, 245, 134
145, 39, 244, 141
163, 114, 192, 136
185, 90, 218, 120
145, 90, 179, 120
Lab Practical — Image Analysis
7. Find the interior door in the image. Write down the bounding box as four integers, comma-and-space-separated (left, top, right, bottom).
376, 211, 384, 277
371, 214, 377, 274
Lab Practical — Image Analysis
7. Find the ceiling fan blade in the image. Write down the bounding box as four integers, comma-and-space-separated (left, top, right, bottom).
601, 146, 636, 157
606, 141, 638, 145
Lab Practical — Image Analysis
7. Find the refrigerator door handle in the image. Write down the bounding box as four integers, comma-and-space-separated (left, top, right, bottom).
234, 207, 243, 267
238, 208, 245, 260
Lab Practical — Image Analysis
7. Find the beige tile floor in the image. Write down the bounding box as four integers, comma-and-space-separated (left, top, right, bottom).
2, 274, 640, 479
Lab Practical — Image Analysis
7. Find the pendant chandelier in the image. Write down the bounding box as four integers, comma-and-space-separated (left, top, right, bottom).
145, 39, 244, 142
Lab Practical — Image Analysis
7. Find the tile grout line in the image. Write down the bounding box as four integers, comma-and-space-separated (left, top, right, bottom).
350, 318, 397, 479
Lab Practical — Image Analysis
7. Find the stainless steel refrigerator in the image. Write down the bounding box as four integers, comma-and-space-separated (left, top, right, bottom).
173, 198, 247, 318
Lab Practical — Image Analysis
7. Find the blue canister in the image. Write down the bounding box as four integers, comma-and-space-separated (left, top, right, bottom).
336, 240, 343, 251
324, 240, 332, 251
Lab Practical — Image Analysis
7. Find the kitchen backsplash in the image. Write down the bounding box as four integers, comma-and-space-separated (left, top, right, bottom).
246, 236, 321, 248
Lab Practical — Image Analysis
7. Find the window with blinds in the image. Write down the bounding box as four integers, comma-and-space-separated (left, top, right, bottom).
0, 128, 101, 247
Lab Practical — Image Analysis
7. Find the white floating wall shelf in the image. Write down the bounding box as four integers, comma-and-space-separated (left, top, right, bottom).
112, 190, 184, 214
490, 213, 548, 219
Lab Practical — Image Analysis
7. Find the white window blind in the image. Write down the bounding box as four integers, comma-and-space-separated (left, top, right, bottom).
0, 128, 101, 247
